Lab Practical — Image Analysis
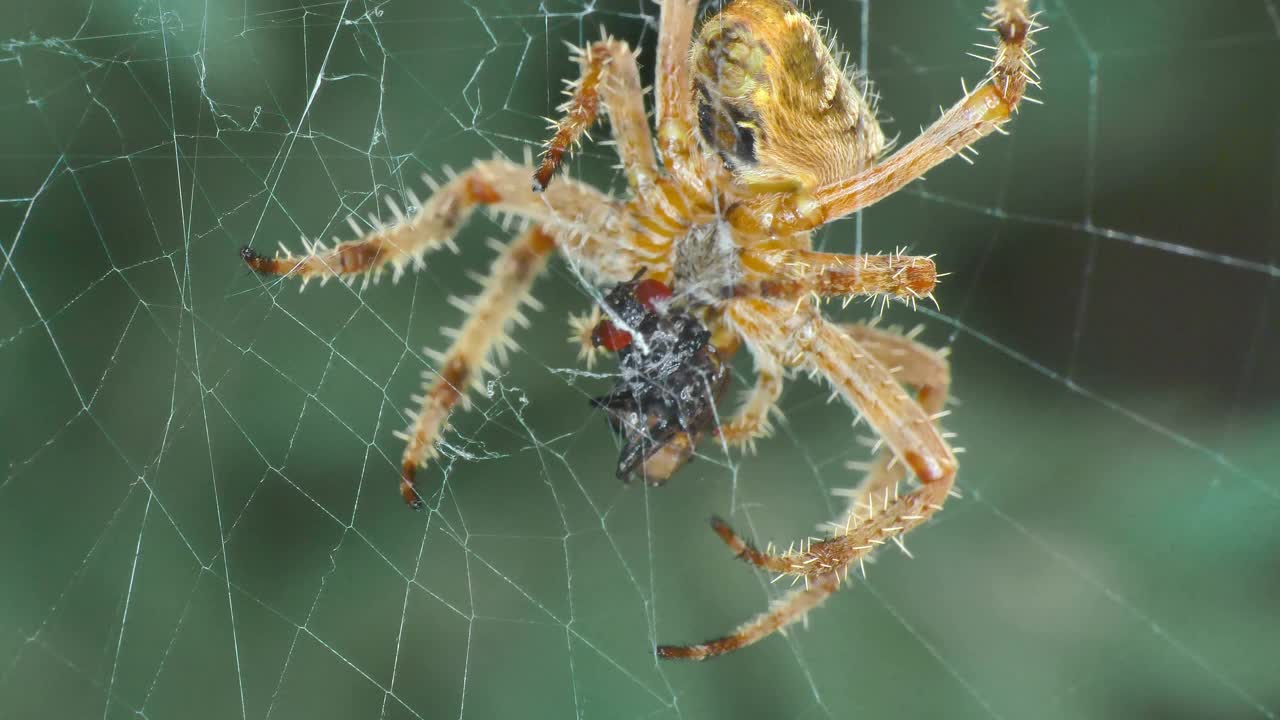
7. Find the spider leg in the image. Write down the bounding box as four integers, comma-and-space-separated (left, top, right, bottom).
726, 0, 1041, 236
812, 309, 958, 498
661, 495, 951, 663
716, 303, 959, 577
723, 299, 955, 487
833, 321, 952, 517
656, 572, 840, 661
654, 0, 697, 133
659, 474, 951, 661
841, 322, 951, 416
396, 226, 556, 507
736, 246, 939, 306
655, 0, 726, 197
242, 158, 631, 286
566, 305, 605, 368
714, 349, 783, 450
658, 302, 957, 659
533, 36, 659, 192
710, 321, 953, 576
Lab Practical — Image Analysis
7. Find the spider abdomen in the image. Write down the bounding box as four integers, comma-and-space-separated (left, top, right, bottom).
691, 0, 886, 193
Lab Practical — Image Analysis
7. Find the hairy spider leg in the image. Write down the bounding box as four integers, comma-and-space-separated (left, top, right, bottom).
658, 302, 957, 659
657, 478, 951, 660
714, 346, 784, 451
655, 0, 725, 197
711, 321, 954, 578
836, 321, 953, 513
660, 323, 952, 660
715, 247, 940, 450
657, 572, 840, 661
243, 158, 649, 506
394, 226, 556, 507
242, 158, 629, 286
533, 37, 658, 193
529, 23, 721, 270
736, 246, 939, 305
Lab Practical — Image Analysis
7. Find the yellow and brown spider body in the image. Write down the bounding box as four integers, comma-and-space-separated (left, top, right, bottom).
692, 0, 885, 193
242, 0, 1041, 659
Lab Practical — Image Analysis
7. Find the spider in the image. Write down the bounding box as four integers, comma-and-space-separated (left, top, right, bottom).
241, 0, 1040, 660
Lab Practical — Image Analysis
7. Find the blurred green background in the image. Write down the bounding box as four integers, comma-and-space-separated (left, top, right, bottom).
2, 0, 1278, 718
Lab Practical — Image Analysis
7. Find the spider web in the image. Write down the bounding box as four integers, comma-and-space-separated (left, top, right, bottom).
2, 0, 1279, 718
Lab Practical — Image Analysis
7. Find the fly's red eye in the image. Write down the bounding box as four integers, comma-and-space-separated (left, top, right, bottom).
633, 278, 672, 310
592, 319, 632, 351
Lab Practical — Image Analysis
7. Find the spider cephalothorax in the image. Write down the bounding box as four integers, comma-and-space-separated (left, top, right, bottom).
589, 274, 731, 484
242, 0, 1041, 659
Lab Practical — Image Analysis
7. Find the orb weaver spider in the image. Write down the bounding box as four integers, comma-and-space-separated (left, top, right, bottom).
242, 0, 1041, 659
